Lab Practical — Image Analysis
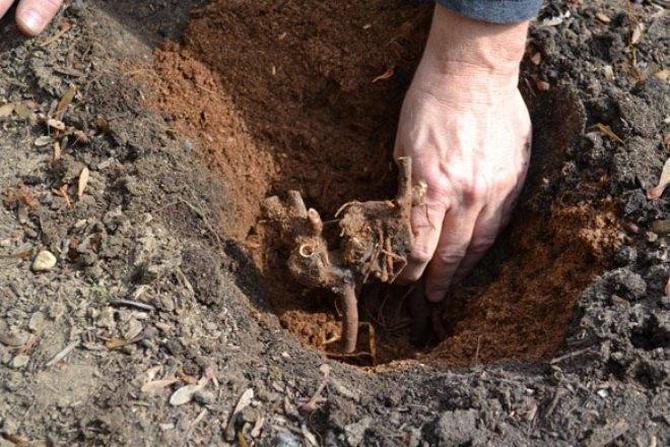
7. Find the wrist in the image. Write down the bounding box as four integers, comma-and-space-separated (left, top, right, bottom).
413, 5, 529, 103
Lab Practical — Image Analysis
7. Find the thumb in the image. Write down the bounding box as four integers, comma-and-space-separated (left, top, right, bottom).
16, 0, 63, 36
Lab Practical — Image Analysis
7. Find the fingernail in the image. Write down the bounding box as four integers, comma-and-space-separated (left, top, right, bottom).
20, 9, 45, 35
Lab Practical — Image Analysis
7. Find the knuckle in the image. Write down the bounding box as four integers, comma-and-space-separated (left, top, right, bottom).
469, 236, 497, 255
434, 247, 467, 266
409, 247, 433, 265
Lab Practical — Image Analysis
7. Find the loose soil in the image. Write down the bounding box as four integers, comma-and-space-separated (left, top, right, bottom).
0, 0, 668, 446
136, 0, 624, 368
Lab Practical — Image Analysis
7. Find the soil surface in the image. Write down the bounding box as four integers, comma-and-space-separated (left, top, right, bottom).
1, 0, 669, 446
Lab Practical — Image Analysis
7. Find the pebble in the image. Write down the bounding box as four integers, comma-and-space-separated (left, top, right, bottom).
29, 312, 45, 332
11, 354, 30, 369
32, 250, 57, 272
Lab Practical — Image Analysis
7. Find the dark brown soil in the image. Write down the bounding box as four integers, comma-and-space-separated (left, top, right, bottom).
134, 0, 623, 368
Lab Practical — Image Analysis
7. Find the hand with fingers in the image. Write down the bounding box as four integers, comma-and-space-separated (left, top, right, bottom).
1, 0, 62, 36
396, 6, 532, 303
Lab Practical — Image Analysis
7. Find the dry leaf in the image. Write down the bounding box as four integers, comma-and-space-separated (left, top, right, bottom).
603, 65, 615, 81
0, 103, 14, 118
596, 12, 611, 24
655, 69, 670, 82
55, 84, 76, 119
631, 23, 645, 45
647, 157, 670, 200
34, 136, 52, 147
224, 388, 254, 441
47, 118, 65, 131
665, 276, 670, 298
52, 141, 62, 163
105, 337, 129, 349
371, 67, 394, 83
169, 383, 203, 406
530, 52, 542, 65
142, 378, 178, 394
594, 123, 624, 144
77, 167, 90, 198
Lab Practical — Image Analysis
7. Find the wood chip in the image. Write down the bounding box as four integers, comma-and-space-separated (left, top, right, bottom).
530, 52, 542, 65
594, 123, 624, 144
0, 103, 14, 118
224, 388, 254, 441
655, 69, 670, 82
55, 84, 76, 119
647, 157, 670, 200
142, 378, 178, 394
77, 167, 90, 198
52, 141, 62, 163
603, 65, 615, 80
169, 383, 203, 406
34, 136, 52, 147
371, 67, 394, 83
596, 12, 611, 24
45, 340, 79, 367
631, 23, 645, 45
46, 118, 65, 131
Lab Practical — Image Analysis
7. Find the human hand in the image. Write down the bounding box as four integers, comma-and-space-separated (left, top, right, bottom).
1, 0, 62, 36
395, 6, 532, 302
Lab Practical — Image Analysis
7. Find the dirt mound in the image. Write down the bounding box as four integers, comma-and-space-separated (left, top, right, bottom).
132, 0, 626, 368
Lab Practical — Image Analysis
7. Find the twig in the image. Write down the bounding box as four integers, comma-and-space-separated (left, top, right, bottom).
45, 340, 79, 367
109, 299, 156, 312
299, 364, 331, 413
549, 347, 594, 364
474, 335, 482, 365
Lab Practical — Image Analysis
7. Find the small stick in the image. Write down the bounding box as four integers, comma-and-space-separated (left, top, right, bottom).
110, 299, 156, 312
45, 340, 79, 367
340, 283, 359, 353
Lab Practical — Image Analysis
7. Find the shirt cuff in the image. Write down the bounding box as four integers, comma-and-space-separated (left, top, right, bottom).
435, 0, 543, 24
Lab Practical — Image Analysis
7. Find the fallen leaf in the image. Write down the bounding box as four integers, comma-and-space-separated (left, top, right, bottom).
665, 276, 670, 298
34, 136, 52, 147
224, 388, 254, 441
169, 383, 203, 406
77, 167, 90, 198
142, 378, 178, 394
631, 23, 645, 45
594, 123, 624, 144
596, 12, 611, 24
372, 67, 394, 83
655, 69, 670, 82
105, 337, 129, 349
647, 157, 670, 200
0, 103, 14, 118
55, 84, 76, 119
52, 141, 62, 163
46, 118, 65, 131
530, 52, 542, 65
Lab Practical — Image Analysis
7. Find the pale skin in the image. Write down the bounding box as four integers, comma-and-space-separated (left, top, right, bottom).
5, 2, 532, 303
0, 0, 62, 36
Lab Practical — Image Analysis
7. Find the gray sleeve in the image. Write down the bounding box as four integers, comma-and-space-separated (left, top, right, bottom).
435, 0, 542, 24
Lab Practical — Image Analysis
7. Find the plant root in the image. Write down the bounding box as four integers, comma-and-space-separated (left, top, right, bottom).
263, 157, 417, 354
